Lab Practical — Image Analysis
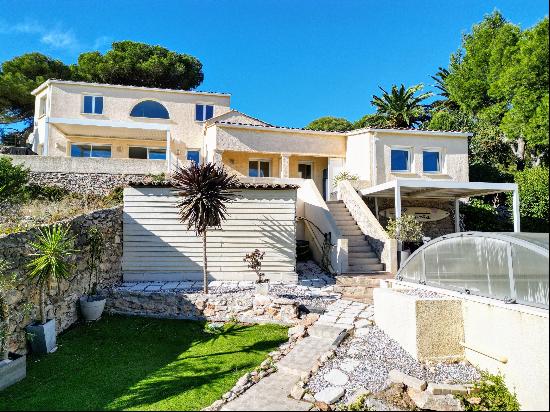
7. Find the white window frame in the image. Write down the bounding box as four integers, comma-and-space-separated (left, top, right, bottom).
38, 95, 47, 117
70, 142, 112, 158
186, 149, 202, 164
195, 103, 214, 122
422, 147, 443, 174
297, 161, 314, 179
82, 94, 103, 115
248, 158, 271, 177
128, 146, 167, 161
390, 146, 413, 173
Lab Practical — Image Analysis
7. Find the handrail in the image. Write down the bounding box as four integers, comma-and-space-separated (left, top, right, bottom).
297, 216, 335, 273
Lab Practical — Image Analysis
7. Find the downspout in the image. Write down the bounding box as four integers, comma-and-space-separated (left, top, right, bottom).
371, 132, 379, 186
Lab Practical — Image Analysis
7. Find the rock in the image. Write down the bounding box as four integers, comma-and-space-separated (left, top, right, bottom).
304, 393, 316, 403
324, 369, 349, 386
314, 400, 332, 411
427, 383, 469, 395
315, 386, 345, 404
288, 325, 306, 338
388, 369, 427, 391
340, 359, 361, 373
300, 371, 311, 381
235, 373, 249, 388
408, 389, 464, 411
466, 397, 481, 405
253, 294, 272, 306
354, 319, 371, 328
210, 399, 224, 410
291, 383, 306, 400
348, 387, 371, 405
302, 313, 320, 326
222, 391, 233, 400
354, 327, 370, 338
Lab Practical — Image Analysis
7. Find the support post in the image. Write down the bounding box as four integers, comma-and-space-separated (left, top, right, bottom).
454, 198, 461, 232
212, 149, 223, 166
512, 188, 521, 232
374, 197, 379, 220
166, 130, 171, 173
395, 181, 402, 250
280, 153, 290, 178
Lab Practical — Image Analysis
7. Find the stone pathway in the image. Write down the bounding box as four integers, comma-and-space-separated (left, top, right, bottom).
221, 321, 347, 411
316, 299, 372, 330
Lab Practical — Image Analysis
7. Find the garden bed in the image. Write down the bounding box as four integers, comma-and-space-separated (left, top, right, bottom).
0, 315, 288, 411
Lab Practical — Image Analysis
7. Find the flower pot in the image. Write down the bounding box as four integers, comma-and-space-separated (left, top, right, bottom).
399, 249, 411, 267
0, 353, 26, 391
80, 296, 106, 321
26, 319, 56, 354
255, 282, 270, 296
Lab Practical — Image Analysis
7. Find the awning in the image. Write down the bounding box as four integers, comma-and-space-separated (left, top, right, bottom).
359, 179, 517, 199
49, 117, 169, 140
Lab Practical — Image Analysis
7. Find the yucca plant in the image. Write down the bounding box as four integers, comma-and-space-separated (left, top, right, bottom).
173, 162, 239, 293
27, 225, 77, 324
371, 84, 433, 128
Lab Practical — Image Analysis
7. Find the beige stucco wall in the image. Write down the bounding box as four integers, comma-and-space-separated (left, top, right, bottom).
38, 82, 231, 158
345, 132, 373, 181
372, 130, 469, 185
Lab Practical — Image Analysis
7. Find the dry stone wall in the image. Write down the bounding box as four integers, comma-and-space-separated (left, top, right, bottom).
0, 207, 123, 354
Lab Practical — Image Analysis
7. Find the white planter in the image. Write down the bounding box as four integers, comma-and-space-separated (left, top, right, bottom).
399, 249, 411, 267
255, 282, 270, 296
26, 319, 57, 354
80, 296, 106, 321
0, 353, 26, 391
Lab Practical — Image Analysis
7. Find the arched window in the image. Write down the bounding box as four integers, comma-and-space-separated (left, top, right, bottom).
130, 100, 170, 119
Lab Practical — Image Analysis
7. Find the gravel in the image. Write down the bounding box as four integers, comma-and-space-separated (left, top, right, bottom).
395, 288, 446, 299
307, 326, 481, 404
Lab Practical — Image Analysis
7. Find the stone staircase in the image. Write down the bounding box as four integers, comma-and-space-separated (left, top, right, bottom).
327, 200, 392, 303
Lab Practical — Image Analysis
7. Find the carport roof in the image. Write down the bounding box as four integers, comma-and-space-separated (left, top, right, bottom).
359, 179, 518, 199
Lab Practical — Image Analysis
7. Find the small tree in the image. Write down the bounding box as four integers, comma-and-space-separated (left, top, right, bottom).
173, 162, 239, 293
333, 170, 359, 188
27, 225, 77, 324
243, 249, 268, 284
85, 226, 104, 300
386, 214, 424, 250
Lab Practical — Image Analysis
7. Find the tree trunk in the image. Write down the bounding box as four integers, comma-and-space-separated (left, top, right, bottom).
40, 286, 47, 325
203, 231, 208, 294
511, 137, 526, 171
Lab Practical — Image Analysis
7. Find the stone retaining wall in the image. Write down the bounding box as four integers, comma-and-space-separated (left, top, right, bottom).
0, 207, 123, 353
105, 289, 301, 325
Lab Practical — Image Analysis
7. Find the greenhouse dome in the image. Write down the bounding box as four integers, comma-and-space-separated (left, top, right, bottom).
397, 232, 549, 309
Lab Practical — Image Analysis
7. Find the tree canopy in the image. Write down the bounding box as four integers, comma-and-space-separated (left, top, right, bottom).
370, 84, 433, 128
0, 41, 204, 138
305, 116, 353, 132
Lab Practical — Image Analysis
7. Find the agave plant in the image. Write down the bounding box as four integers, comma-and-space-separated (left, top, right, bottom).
371, 84, 433, 128
173, 162, 239, 293
27, 224, 77, 324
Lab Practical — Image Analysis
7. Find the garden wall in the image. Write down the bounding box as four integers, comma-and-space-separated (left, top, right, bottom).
0, 207, 123, 354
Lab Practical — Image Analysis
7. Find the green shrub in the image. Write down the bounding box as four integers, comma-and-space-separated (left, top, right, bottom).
0, 156, 29, 203
103, 186, 124, 206
460, 198, 512, 232
511, 167, 549, 232
26, 184, 69, 201
386, 214, 424, 243
459, 372, 520, 411
333, 170, 359, 187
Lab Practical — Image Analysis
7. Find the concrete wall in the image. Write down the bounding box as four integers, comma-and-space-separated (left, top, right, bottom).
35, 81, 231, 157
123, 187, 297, 282
345, 131, 373, 182
376, 282, 549, 411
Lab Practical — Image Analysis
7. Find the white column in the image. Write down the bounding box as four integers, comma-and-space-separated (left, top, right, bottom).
166, 130, 171, 173
394, 182, 402, 220
454, 198, 461, 232
374, 197, 380, 220
43, 118, 50, 156
280, 153, 290, 178
513, 188, 521, 232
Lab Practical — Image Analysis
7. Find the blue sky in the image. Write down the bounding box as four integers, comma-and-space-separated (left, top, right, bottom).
0, 0, 548, 128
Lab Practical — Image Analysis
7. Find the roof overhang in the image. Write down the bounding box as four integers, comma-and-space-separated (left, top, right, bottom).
49, 117, 169, 140
359, 179, 518, 199
347, 128, 472, 138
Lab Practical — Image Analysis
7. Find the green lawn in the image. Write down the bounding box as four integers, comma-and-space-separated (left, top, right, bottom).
0, 316, 288, 411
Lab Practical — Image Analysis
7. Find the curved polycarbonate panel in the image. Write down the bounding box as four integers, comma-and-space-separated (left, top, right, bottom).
398, 232, 549, 309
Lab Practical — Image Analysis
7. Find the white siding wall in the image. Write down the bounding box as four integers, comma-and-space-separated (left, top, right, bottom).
123, 187, 297, 282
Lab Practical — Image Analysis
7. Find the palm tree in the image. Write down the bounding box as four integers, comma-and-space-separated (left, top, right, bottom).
173, 162, 239, 293
430, 67, 459, 110
371, 84, 433, 128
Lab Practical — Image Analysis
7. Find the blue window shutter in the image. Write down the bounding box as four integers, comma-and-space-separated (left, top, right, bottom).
94, 97, 103, 114
83, 96, 93, 113
205, 105, 214, 120
195, 104, 204, 121
187, 150, 200, 163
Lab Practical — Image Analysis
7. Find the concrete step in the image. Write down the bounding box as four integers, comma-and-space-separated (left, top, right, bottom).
347, 263, 385, 271
326, 200, 343, 204
348, 257, 381, 265
340, 228, 363, 236
334, 220, 359, 226
349, 245, 373, 252
336, 275, 387, 287
349, 251, 377, 258
307, 324, 347, 341
276, 336, 335, 376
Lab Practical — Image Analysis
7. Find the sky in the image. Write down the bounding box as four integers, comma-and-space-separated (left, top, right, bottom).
0, 0, 548, 128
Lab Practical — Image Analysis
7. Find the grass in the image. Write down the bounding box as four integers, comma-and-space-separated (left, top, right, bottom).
0, 315, 288, 411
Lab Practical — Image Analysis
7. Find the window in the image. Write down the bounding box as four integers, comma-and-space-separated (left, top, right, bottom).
248, 160, 270, 177
39, 96, 47, 117
71, 143, 111, 158
195, 104, 214, 121
129, 146, 166, 160
423, 149, 441, 173
83, 95, 103, 114
186, 150, 200, 164
130, 100, 169, 119
391, 148, 411, 172
298, 162, 313, 179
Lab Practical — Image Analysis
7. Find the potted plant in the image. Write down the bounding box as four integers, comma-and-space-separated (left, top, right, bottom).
244, 249, 269, 295
386, 214, 424, 267
26, 224, 76, 354
0, 260, 31, 390
79, 227, 106, 321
